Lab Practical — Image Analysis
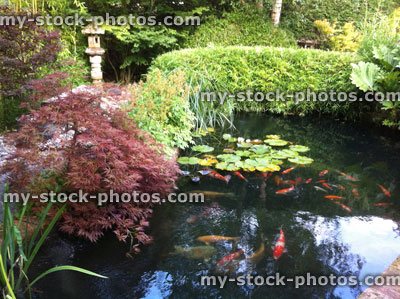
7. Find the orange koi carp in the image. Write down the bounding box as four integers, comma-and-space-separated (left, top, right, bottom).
334, 201, 352, 212
377, 184, 391, 197
234, 171, 247, 182
282, 167, 295, 175
276, 185, 294, 194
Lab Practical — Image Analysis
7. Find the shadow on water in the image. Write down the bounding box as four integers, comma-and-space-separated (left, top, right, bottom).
31, 113, 400, 299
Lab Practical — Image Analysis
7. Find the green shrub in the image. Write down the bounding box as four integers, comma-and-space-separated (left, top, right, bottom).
151, 46, 359, 124
125, 69, 195, 153
185, 6, 297, 48
281, 0, 399, 39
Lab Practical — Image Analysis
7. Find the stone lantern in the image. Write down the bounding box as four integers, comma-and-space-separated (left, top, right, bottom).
82, 24, 105, 85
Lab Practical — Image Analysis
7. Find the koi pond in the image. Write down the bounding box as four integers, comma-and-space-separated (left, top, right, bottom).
32, 113, 400, 299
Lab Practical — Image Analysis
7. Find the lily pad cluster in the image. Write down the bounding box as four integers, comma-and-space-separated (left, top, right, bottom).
178, 133, 313, 172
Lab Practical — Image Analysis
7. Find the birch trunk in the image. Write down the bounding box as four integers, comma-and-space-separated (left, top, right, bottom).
271, 0, 282, 27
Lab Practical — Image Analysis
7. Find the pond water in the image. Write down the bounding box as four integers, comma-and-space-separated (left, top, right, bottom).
32, 113, 400, 299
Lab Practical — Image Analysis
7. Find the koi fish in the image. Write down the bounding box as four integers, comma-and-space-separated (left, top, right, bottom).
322, 183, 333, 190
305, 178, 312, 184
314, 186, 328, 193
179, 170, 190, 176
197, 235, 239, 245
251, 139, 263, 145
337, 185, 346, 190
273, 229, 286, 260
289, 177, 302, 185
377, 184, 391, 197
282, 167, 295, 175
333, 201, 352, 212
171, 245, 217, 259
336, 170, 357, 181
234, 171, 247, 182
373, 203, 392, 207
324, 195, 345, 200
276, 185, 294, 194
352, 188, 360, 197
217, 249, 244, 266
206, 169, 231, 183
316, 180, 326, 183
198, 170, 211, 175
319, 170, 328, 176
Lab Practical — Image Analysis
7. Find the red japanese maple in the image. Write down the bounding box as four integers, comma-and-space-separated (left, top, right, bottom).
3, 89, 179, 244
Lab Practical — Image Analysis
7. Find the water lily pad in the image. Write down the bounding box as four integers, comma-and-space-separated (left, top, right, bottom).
237, 142, 253, 148
235, 150, 252, 157
222, 134, 231, 140
273, 149, 299, 159
177, 157, 201, 165
198, 159, 218, 166
256, 164, 281, 172
265, 134, 281, 139
192, 145, 214, 153
223, 148, 235, 153
217, 154, 241, 163
250, 145, 271, 155
289, 145, 310, 152
264, 139, 288, 146
203, 154, 216, 159
288, 156, 314, 165
215, 162, 228, 170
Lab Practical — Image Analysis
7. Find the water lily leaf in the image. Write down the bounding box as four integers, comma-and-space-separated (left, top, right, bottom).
243, 159, 259, 168
264, 139, 288, 146
235, 150, 251, 157
192, 145, 214, 153
289, 145, 310, 153
226, 163, 240, 171
222, 134, 231, 140
223, 148, 235, 153
288, 156, 314, 165
177, 157, 201, 165
215, 162, 228, 170
250, 145, 271, 155
198, 159, 218, 166
265, 134, 281, 139
273, 149, 299, 159
237, 142, 253, 148
256, 164, 281, 172
217, 154, 241, 163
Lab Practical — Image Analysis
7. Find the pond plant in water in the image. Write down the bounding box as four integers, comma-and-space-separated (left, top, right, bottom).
0, 185, 106, 299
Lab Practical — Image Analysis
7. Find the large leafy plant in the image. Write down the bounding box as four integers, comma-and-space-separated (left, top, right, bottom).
351, 44, 400, 129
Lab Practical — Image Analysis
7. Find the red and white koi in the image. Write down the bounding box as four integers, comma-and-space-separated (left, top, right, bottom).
217, 249, 244, 266
322, 183, 333, 190
206, 169, 231, 183
374, 203, 392, 207
272, 229, 286, 260
319, 170, 328, 176
305, 178, 312, 184
336, 170, 357, 181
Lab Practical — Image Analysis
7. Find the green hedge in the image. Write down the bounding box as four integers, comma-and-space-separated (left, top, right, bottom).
184, 7, 297, 49
151, 46, 359, 126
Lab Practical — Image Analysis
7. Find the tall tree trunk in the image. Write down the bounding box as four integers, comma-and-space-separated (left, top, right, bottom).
271, 0, 282, 26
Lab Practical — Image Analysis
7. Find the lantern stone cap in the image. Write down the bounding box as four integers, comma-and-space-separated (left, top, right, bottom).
81, 24, 105, 35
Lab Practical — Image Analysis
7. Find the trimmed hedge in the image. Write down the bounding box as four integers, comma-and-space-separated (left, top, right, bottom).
184, 8, 297, 49
151, 46, 359, 125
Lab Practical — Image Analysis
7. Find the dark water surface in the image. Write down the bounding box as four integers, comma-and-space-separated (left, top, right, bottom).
32, 113, 400, 299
